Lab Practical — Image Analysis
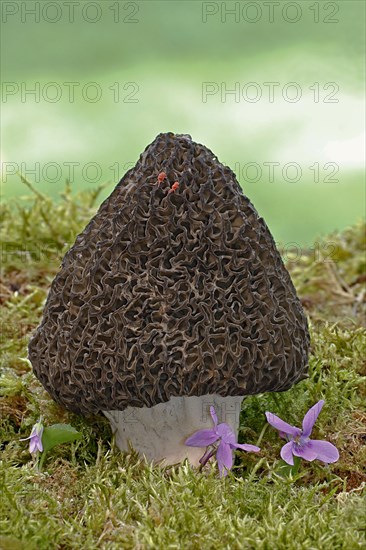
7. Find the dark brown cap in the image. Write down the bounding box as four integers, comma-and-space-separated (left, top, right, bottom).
29, 133, 310, 415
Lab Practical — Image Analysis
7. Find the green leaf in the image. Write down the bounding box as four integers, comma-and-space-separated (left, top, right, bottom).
41, 424, 82, 453
275, 456, 302, 479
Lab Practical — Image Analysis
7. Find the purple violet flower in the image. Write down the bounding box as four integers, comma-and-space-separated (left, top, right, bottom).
185, 406, 260, 477
265, 400, 339, 466
20, 419, 44, 454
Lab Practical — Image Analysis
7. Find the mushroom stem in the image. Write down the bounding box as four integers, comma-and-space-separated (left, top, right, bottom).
104, 394, 245, 466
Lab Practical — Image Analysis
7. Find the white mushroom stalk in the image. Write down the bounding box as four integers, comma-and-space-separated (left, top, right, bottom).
104, 395, 245, 465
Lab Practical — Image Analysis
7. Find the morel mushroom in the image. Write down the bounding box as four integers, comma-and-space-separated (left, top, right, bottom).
28, 133, 310, 465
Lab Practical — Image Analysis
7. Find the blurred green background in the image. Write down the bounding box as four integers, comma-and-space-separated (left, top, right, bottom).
1, 0, 365, 246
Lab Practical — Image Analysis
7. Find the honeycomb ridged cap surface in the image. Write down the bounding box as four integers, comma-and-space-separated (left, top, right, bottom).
28, 133, 310, 415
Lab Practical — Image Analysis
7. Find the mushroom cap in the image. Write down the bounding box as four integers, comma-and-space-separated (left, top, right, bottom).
28, 133, 310, 415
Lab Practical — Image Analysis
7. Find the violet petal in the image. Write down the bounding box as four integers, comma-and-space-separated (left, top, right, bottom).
280, 441, 295, 465
292, 442, 318, 462
210, 406, 218, 428
185, 429, 219, 447
29, 438, 37, 454
216, 423, 236, 445
302, 400, 325, 437
216, 441, 233, 477
37, 438, 43, 452
308, 440, 339, 463
232, 443, 260, 453
265, 412, 301, 438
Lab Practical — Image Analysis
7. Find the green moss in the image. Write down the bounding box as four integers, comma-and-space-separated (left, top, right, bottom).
1, 182, 365, 549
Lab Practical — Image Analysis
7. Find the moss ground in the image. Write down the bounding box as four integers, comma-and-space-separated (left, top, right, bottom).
0, 181, 365, 549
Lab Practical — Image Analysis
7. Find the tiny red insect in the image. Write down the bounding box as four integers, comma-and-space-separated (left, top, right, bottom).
156, 172, 167, 186
168, 181, 180, 194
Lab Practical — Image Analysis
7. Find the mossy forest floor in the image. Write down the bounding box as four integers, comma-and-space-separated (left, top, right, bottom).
1, 181, 365, 549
